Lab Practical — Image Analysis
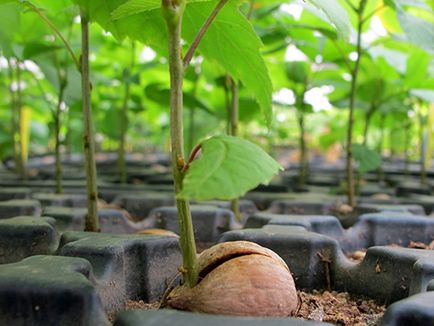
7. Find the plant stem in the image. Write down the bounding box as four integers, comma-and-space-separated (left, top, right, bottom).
246, 0, 255, 19
118, 79, 130, 184
163, 0, 198, 288
118, 42, 135, 184
7, 59, 20, 175
229, 78, 241, 222
297, 110, 307, 190
15, 60, 26, 180
188, 106, 196, 155
297, 81, 309, 190
230, 79, 239, 137
227, 0, 254, 218
343, 0, 358, 12
183, 143, 202, 173
54, 79, 66, 194
224, 75, 232, 134
332, 40, 352, 72
80, 10, 99, 232
362, 107, 374, 146
53, 52, 67, 194
361, 4, 385, 25
65, 114, 73, 161
418, 107, 427, 184
377, 113, 385, 183
188, 69, 199, 154
346, 0, 366, 207
183, 0, 229, 68
404, 121, 410, 176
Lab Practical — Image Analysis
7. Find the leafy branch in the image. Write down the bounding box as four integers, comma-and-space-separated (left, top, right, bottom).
346, 0, 368, 207
343, 0, 357, 13
183, 0, 229, 68
20, 0, 81, 72
361, 3, 386, 25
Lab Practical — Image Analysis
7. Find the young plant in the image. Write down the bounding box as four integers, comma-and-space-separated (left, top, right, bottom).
6, 58, 26, 179
228, 78, 241, 222
345, 0, 368, 207
118, 41, 136, 184
79, 9, 99, 231
33, 50, 70, 194
21, 1, 100, 231
76, 0, 276, 289
284, 61, 313, 190
160, 0, 282, 288
226, 0, 254, 222
223, 75, 242, 221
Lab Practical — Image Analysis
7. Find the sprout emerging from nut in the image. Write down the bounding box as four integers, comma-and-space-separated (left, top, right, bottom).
167, 241, 298, 316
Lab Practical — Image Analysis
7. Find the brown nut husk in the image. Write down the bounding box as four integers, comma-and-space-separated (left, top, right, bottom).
167, 241, 298, 316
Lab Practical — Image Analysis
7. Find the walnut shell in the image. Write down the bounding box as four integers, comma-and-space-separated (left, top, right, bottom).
167, 241, 298, 316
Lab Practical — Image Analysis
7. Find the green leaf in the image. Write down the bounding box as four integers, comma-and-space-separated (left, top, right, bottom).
352, 144, 381, 174
183, 2, 273, 126
22, 42, 59, 59
397, 10, 434, 52
368, 46, 408, 74
111, 0, 211, 20
145, 83, 215, 115
405, 49, 430, 88
76, 0, 273, 126
0, 3, 21, 57
111, 0, 159, 19
285, 61, 310, 85
383, 0, 396, 9
178, 135, 282, 201
239, 97, 261, 122
304, 0, 350, 40
385, 0, 432, 11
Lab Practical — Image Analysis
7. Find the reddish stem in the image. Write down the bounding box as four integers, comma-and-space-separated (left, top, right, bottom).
182, 143, 202, 173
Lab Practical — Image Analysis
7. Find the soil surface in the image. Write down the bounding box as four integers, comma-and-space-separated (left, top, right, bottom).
117, 292, 384, 326
124, 300, 160, 311
296, 290, 385, 325
108, 300, 159, 322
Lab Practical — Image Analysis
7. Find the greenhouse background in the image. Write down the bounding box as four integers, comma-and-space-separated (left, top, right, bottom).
0, 0, 434, 325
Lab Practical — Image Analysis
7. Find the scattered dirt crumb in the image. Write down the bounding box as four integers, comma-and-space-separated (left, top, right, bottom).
408, 240, 434, 250
369, 193, 391, 201
287, 207, 305, 214
347, 239, 434, 262
124, 300, 160, 311
296, 290, 385, 325
347, 250, 367, 262
336, 204, 354, 215
107, 300, 159, 322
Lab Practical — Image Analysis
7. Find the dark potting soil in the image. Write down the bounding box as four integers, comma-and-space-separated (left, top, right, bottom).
296, 290, 385, 325
114, 293, 384, 325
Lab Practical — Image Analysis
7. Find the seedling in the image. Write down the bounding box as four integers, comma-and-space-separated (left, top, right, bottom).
19, 1, 100, 231
161, 0, 285, 287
